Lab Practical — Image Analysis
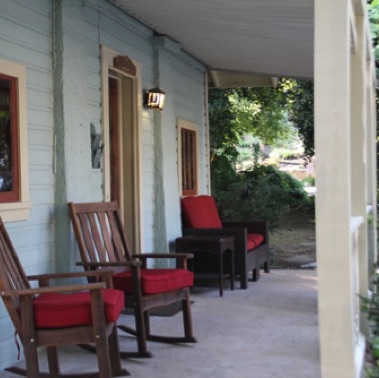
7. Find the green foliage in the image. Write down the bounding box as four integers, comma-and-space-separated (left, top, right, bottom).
211, 164, 311, 229
360, 268, 379, 377
301, 176, 315, 187
208, 86, 296, 164
368, 0, 379, 78
209, 82, 315, 228
278, 79, 314, 158
209, 80, 314, 166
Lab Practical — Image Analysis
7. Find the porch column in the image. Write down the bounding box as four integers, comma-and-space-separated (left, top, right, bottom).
315, 0, 374, 377
350, 7, 369, 337
53, 0, 92, 272
151, 36, 183, 257
365, 49, 378, 270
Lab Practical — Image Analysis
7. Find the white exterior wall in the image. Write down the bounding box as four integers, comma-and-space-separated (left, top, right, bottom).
0, 0, 54, 370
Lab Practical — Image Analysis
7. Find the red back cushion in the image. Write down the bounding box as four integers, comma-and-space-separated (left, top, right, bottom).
181, 195, 222, 228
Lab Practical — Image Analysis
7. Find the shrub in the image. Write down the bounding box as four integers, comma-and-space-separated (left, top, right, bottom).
301, 176, 315, 187
361, 269, 379, 377
211, 164, 312, 229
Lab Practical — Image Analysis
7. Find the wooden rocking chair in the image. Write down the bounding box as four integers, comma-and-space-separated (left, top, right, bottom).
0, 216, 129, 378
68, 201, 197, 359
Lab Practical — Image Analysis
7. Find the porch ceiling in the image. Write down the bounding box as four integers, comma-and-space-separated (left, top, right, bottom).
109, 0, 314, 84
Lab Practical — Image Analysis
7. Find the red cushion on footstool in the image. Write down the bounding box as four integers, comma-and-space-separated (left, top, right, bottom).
113, 268, 194, 295
32, 288, 124, 328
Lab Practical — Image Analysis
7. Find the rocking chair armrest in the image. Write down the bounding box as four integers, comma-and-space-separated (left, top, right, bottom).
27, 269, 115, 282
132, 253, 193, 270
1, 282, 106, 297
76, 260, 142, 268
132, 253, 193, 260
27, 269, 116, 289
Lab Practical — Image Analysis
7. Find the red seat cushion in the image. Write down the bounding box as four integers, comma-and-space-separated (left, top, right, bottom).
247, 233, 265, 251
32, 289, 124, 329
113, 268, 194, 295
181, 195, 222, 228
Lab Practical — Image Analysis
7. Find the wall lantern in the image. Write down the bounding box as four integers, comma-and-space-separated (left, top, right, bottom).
146, 87, 165, 110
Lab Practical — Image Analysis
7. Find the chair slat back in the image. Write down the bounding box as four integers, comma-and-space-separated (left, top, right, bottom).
0, 217, 30, 333
68, 202, 133, 271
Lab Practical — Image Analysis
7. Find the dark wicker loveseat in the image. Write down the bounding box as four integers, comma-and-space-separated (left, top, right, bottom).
181, 195, 270, 289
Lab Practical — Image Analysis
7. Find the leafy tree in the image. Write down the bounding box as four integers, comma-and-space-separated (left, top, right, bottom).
209, 83, 314, 229
279, 80, 314, 158
368, 0, 379, 75
209, 81, 314, 167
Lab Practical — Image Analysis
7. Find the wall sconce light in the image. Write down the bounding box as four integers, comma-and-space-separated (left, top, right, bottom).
146, 87, 165, 110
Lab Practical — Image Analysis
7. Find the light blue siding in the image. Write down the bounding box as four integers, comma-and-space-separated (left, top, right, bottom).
0, 0, 208, 370
0, 0, 54, 370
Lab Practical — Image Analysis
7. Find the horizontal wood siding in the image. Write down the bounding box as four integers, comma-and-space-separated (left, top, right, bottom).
158, 52, 206, 245
0, 0, 54, 370
172, 60, 207, 194
80, 1, 206, 251
81, 1, 155, 211
81, 1, 156, 250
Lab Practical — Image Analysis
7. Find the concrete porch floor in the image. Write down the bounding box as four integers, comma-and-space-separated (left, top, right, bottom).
0, 269, 320, 378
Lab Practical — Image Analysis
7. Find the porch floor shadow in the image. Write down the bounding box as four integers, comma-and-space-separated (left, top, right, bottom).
0, 269, 320, 378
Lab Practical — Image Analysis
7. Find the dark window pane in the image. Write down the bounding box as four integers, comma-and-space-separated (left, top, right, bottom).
181, 128, 197, 196
0, 79, 13, 192
0, 74, 19, 202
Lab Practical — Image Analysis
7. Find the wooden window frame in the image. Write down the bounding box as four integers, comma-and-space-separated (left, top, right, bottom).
0, 73, 20, 203
178, 119, 198, 196
0, 58, 30, 222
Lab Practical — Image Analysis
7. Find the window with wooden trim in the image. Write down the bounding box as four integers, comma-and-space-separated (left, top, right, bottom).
0, 74, 20, 202
0, 58, 30, 222
178, 120, 198, 196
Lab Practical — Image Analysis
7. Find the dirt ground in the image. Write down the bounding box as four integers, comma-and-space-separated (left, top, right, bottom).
269, 211, 316, 268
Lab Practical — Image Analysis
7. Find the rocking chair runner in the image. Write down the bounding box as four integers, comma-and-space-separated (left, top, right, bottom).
68, 201, 197, 359
0, 216, 129, 378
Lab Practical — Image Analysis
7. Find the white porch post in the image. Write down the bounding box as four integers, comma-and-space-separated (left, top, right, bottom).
315, 0, 376, 377
350, 6, 369, 338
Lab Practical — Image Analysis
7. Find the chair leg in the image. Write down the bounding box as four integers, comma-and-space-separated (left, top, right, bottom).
182, 290, 197, 343
264, 261, 270, 273
144, 310, 151, 337
46, 346, 60, 376
20, 301, 40, 378
91, 291, 112, 378
23, 340, 40, 378
240, 270, 248, 289
252, 267, 260, 282
133, 303, 151, 357
108, 325, 130, 377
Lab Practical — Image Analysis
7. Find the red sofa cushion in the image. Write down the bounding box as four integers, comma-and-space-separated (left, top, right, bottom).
181, 195, 222, 228
247, 233, 265, 251
32, 288, 124, 329
113, 268, 194, 295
